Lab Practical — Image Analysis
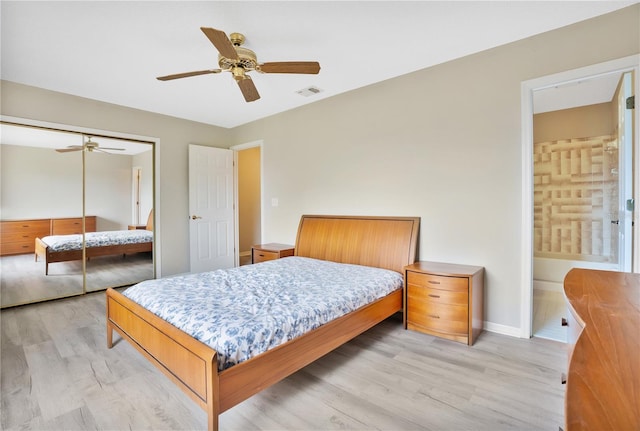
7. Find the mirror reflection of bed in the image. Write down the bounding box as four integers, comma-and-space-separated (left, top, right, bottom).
1, 213, 154, 306
0, 123, 155, 308
85, 210, 154, 293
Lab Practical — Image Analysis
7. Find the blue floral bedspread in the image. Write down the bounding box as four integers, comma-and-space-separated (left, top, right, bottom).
42, 230, 152, 252
123, 256, 403, 371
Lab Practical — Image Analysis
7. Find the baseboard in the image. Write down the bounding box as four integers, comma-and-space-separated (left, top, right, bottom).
483, 321, 523, 338
533, 279, 563, 292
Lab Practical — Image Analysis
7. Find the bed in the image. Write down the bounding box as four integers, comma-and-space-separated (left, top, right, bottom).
35, 211, 154, 275
106, 214, 420, 431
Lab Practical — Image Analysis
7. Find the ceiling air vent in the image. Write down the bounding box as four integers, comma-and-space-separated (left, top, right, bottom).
296, 86, 323, 97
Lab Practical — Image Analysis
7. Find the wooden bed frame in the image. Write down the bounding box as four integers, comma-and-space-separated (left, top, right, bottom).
35, 211, 153, 275
106, 215, 420, 431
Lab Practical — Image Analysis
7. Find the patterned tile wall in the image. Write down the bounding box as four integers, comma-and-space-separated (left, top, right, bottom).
533, 135, 618, 262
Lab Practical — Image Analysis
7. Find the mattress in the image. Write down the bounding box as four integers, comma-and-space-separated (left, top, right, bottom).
42, 230, 153, 252
123, 256, 403, 371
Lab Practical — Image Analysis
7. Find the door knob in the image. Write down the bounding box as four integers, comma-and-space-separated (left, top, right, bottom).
191, 215, 202, 220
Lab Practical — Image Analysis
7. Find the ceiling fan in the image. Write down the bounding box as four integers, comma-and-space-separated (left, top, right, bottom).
156, 27, 321, 102
56, 137, 125, 153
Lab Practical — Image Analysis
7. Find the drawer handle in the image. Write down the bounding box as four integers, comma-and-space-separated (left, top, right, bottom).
428, 294, 440, 298
561, 317, 568, 327
428, 314, 440, 319
561, 373, 567, 385
258, 254, 265, 257
428, 280, 441, 285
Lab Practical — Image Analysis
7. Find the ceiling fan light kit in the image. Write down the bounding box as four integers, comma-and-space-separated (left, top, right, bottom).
156, 27, 321, 102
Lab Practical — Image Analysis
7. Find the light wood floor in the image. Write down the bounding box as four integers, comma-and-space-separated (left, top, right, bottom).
1, 291, 567, 430
1, 252, 153, 308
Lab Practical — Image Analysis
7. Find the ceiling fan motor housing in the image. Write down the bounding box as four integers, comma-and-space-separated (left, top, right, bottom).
218, 46, 258, 72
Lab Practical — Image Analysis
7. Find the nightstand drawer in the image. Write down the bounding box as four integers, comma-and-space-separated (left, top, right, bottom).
407, 284, 468, 306
251, 243, 295, 264
253, 250, 279, 263
406, 272, 468, 292
407, 300, 468, 335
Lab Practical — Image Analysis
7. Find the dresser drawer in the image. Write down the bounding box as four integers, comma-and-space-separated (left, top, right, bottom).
1, 220, 50, 240
1, 241, 35, 255
406, 271, 468, 292
1, 229, 49, 243
407, 300, 468, 335
51, 216, 96, 235
407, 284, 468, 306
253, 250, 279, 263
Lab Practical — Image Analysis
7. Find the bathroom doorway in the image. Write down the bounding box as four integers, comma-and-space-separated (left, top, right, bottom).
521, 55, 639, 340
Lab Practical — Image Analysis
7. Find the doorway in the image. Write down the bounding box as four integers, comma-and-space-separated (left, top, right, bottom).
520, 55, 639, 339
232, 140, 263, 267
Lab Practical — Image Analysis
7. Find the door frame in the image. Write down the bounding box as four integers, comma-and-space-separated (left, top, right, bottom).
519, 55, 640, 338
0, 115, 163, 278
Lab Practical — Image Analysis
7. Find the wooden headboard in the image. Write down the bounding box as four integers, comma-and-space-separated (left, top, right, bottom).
146, 209, 154, 231
295, 215, 420, 274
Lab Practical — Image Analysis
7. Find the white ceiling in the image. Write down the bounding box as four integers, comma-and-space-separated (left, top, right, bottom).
1, 1, 636, 130
533, 71, 623, 114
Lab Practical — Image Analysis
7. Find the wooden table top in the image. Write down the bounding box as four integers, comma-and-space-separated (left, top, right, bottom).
564, 268, 640, 430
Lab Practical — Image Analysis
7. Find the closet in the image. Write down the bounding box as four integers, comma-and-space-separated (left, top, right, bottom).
0, 121, 156, 307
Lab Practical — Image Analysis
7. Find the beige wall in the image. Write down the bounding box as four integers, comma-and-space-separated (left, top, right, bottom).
1, 144, 143, 230
230, 5, 639, 330
1, 5, 638, 331
534, 103, 614, 143
238, 146, 261, 253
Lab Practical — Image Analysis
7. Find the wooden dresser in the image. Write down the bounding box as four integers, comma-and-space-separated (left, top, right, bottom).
0, 216, 96, 256
251, 243, 295, 264
563, 268, 640, 431
404, 261, 484, 345
0, 219, 51, 256
51, 216, 96, 235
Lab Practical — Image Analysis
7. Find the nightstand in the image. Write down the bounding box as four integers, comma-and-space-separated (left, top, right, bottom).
251, 243, 295, 264
404, 261, 484, 345
128, 225, 147, 230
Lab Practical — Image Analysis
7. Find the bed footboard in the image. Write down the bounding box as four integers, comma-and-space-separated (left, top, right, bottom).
34, 238, 50, 275
106, 288, 220, 431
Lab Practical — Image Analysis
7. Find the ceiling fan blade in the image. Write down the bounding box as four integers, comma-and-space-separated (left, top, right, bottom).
99, 147, 125, 151
200, 27, 238, 60
94, 148, 122, 154
259, 61, 320, 74
157, 69, 222, 81
55, 146, 83, 153
237, 77, 260, 102
56, 148, 81, 153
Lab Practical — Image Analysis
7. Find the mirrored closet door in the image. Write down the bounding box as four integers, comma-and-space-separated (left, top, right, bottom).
0, 122, 155, 308
83, 135, 155, 292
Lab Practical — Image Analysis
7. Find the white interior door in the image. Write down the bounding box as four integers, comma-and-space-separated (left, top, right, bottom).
189, 144, 235, 273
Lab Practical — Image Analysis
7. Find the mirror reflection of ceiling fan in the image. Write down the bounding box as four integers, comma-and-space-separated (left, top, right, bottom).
56, 136, 125, 153
156, 27, 321, 102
